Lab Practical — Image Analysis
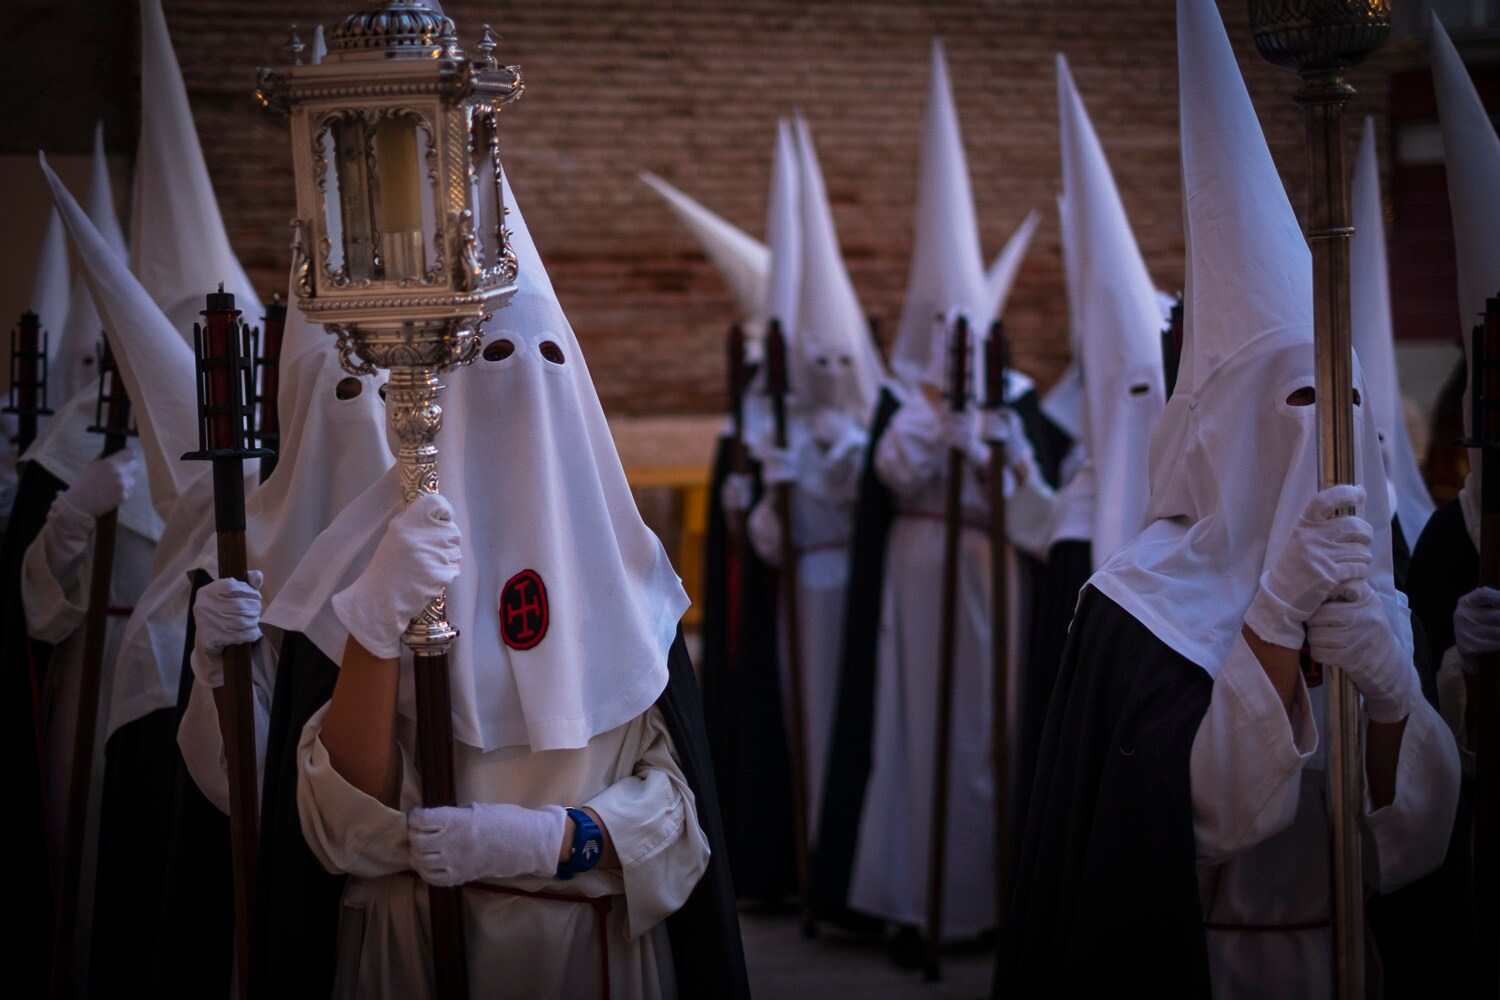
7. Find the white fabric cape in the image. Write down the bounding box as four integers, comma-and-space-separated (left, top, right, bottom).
1089, 0, 1399, 677
266, 173, 689, 754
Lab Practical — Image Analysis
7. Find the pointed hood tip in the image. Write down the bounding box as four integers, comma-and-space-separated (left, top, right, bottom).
1176, 0, 1310, 392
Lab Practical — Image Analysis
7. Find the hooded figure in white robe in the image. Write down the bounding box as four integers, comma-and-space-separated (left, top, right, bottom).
1017, 53, 1169, 838
835, 39, 1058, 943
262, 173, 744, 999
1350, 115, 1436, 585
1000, 2, 1459, 995
742, 114, 886, 844
41, 143, 262, 993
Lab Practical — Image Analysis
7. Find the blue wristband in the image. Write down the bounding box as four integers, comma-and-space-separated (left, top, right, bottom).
556, 807, 603, 880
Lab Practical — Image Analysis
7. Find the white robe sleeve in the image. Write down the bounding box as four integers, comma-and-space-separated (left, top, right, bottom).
584, 706, 710, 942
745, 497, 781, 567
1003, 464, 1056, 560
874, 397, 945, 499
1359, 697, 1460, 893
1191, 633, 1319, 865
177, 638, 277, 816
806, 426, 867, 505
296, 702, 419, 879
1435, 645, 1476, 777
21, 494, 97, 643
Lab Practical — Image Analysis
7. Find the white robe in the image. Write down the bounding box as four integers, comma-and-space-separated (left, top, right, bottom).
848, 389, 1054, 936
745, 417, 865, 840
176, 628, 278, 816
297, 693, 709, 1000
1191, 630, 1461, 998
20, 493, 153, 994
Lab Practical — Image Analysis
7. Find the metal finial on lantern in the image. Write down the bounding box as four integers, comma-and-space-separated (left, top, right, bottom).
1244, 4, 1390, 998
477, 25, 500, 68
285, 24, 306, 65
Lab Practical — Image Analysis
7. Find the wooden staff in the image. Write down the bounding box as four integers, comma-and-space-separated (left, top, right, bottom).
49, 339, 131, 998
183, 287, 270, 999
5, 309, 52, 454
1469, 295, 1499, 973
727, 323, 749, 538
765, 319, 815, 936
925, 314, 971, 981
982, 320, 1012, 923
1248, 5, 1390, 993
1162, 294, 1183, 399
255, 294, 288, 484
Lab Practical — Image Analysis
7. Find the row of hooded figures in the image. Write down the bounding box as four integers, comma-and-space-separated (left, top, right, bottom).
0, 1, 1494, 998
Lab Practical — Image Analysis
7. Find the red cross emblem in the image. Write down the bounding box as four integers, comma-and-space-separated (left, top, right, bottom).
500, 569, 549, 650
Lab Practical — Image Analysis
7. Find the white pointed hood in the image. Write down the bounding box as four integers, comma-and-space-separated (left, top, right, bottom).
639, 171, 770, 329
45, 153, 252, 736
1044, 194, 1086, 438
764, 118, 803, 333
51, 123, 129, 403
30, 209, 70, 354
312, 24, 328, 63
1056, 54, 1166, 567
1090, 0, 1396, 675
1351, 116, 1435, 546
791, 114, 884, 419
194, 283, 392, 605
985, 209, 1042, 323
1431, 13, 1498, 544
891, 40, 990, 385
43, 154, 205, 524
132, 0, 262, 337
267, 172, 690, 755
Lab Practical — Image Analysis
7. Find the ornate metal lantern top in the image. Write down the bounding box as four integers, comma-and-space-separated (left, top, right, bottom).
1247, 0, 1391, 74
328, 0, 453, 60
255, 1, 523, 371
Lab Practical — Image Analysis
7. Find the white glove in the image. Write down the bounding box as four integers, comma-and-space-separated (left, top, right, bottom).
59, 450, 137, 519
191, 570, 265, 688
979, 407, 1036, 472
407, 802, 567, 887
720, 472, 753, 515
810, 408, 863, 451
1245, 485, 1372, 649
1454, 586, 1500, 666
333, 494, 462, 659
756, 445, 798, 486
1306, 584, 1423, 724
40, 486, 99, 571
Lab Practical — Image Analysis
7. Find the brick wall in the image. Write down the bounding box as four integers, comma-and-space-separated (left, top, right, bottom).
135, 2, 1425, 415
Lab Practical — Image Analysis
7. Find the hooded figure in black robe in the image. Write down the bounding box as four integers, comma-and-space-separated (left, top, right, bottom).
1, 460, 65, 992
999, 4, 1461, 994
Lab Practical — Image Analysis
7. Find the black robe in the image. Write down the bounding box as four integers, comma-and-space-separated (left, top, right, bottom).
253, 628, 750, 998
1015, 537, 1092, 839
996, 585, 1214, 998
808, 385, 1068, 923
2, 461, 65, 994
148, 570, 234, 998
697, 434, 796, 902
1396, 497, 1486, 998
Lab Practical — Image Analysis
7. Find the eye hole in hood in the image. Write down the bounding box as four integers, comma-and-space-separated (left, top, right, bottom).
483, 339, 515, 363
335, 376, 363, 400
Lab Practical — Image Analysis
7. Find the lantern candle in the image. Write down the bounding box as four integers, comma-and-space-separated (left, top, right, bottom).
376, 117, 424, 281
